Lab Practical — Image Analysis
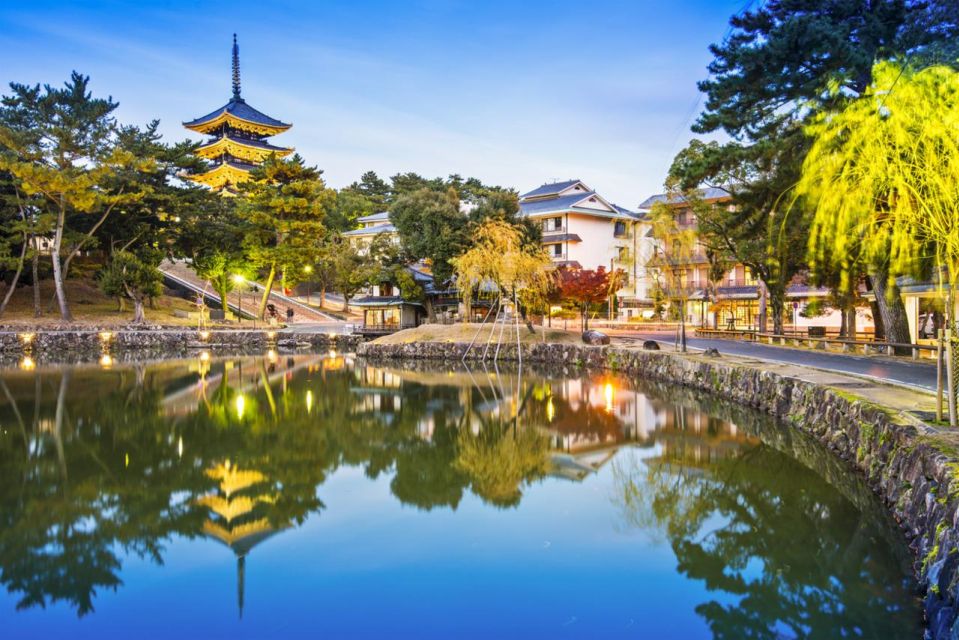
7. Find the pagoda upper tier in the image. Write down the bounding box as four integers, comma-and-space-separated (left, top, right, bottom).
184, 34, 293, 191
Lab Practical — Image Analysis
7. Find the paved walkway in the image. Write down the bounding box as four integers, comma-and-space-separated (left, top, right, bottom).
613, 331, 939, 393
159, 260, 339, 323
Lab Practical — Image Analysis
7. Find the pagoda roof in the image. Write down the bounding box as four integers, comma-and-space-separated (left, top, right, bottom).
186, 159, 259, 190
196, 134, 293, 162
184, 97, 291, 135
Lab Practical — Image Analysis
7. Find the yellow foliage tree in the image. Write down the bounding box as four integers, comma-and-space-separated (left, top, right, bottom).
648, 201, 701, 350
799, 61, 959, 423
450, 219, 553, 332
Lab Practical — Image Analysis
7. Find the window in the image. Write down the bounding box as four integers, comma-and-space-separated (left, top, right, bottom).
551, 244, 563, 257
380, 282, 394, 297
541, 217, 562, 232
614, 221, 627, 237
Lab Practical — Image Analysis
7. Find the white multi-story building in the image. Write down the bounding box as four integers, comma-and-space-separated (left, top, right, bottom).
341, 211, 399, 254
519, 179, 655, 319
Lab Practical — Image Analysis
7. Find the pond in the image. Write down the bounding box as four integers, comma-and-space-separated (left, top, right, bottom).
0, 352, 922, 638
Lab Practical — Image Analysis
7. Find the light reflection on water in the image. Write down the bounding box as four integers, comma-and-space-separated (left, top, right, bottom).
0, 353, 921, 638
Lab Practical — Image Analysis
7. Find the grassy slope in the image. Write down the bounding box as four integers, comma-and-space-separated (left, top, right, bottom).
0, 278, 207, 327
372, 323, 583, 345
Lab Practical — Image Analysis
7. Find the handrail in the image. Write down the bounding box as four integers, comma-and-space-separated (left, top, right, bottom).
695, 327, 939, 359
244, 281, 337, 321
161, 270, 255, 319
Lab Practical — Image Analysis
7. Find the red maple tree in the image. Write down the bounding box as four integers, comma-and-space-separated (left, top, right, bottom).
556, 266, 623, 330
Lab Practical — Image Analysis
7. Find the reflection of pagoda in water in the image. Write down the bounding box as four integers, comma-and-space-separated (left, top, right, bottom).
196, 460, 290, 618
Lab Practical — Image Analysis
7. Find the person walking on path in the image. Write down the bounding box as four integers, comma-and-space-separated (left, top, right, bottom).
195, 293, 208, 330
286, 307, 294, 324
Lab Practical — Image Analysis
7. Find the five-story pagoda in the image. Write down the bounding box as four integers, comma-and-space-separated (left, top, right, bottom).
183, 35, 292, 191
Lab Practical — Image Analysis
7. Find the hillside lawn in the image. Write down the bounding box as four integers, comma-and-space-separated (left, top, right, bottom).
372, 323, 585, 345
0, 278, 221, 328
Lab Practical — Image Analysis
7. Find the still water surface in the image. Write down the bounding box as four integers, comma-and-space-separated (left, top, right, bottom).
0, 353, 921, 638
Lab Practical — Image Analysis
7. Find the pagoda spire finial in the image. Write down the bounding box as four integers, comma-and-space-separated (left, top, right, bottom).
231, 33, 242, 100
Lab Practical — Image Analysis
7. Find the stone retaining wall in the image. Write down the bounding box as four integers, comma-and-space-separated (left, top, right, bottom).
0, 329, 363, 365
357, 340, 959, 638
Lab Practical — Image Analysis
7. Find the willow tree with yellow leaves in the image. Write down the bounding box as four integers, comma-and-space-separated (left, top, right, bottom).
800, 61, 959, 425
451, 219, 553, 333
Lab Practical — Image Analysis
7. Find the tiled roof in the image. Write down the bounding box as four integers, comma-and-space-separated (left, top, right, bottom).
541, 233, 582, 243
613, 204, 644, 220
357, 211, 390, 223
520, 192, 591, 215
197, 134, 290, 153
205, 159, 258, 172
184, 98, 291, 129
520, 189, 638, 221
350, 296, 418, 308
341, 223, 397, 237
638, 187, 731, 209
520, 179, 585, 199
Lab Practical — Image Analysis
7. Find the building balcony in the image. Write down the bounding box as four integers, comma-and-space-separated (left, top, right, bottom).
648, 254, 709, 267
718, 279, 758, 289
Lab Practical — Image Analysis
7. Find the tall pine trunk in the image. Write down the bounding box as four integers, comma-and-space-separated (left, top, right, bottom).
131, 297, 145, 324
870, 268, 910, 351
50, 209, 72, 321
0, 236, 28, 317
258, 263, 276, 320
31, 246, 40, 318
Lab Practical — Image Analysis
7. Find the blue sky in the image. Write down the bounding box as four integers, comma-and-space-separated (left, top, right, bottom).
0, 0, 743, 207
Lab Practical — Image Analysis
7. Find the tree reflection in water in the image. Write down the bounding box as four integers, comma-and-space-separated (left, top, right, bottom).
0, 354, 920, 637
611, 387, 920, 639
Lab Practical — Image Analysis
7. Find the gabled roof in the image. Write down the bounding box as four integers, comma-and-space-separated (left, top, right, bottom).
638, 187, 731, 209
357, 211, 390, 223
184, 98, 291, 134
407, 264, 441, 294
613, 204, 644, 220
519, 191, 635, 220
341, 222, 397, 237
520, 179, 590, 200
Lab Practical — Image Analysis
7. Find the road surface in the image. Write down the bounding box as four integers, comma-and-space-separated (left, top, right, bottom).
616, 331, 938, 392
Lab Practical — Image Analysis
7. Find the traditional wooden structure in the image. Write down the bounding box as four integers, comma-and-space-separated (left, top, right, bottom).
183, 35, 293, 192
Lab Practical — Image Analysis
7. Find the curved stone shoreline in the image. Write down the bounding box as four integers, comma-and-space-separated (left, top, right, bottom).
0, 329, 362, 365
357, 340, 959, 638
